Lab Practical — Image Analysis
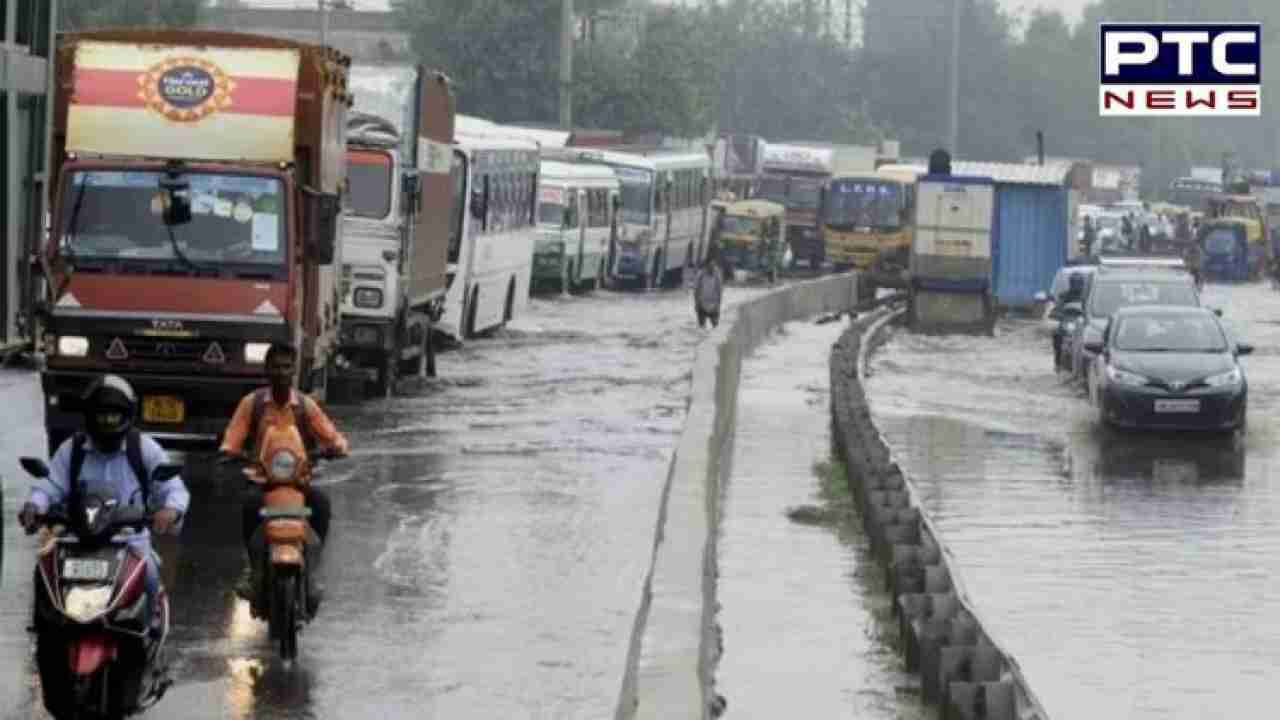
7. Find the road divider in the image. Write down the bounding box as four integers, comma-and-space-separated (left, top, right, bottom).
830, 306, 1050, 720
615, 273, 860, 720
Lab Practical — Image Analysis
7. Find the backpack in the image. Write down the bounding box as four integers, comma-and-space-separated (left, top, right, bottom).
67, 429, 150, 510
246, 388, 316, 454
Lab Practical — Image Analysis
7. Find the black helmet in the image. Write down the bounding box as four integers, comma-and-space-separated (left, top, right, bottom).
82, 374, 137, 452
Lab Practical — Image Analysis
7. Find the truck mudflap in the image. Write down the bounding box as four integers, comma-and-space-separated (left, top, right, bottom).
42, 369, 263, 450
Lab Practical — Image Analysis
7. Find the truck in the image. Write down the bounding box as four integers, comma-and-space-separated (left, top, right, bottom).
336, 63, 455, 398
908, 171, 997, 334
33, 30, 350, 454
757, 142, 876, 269
710, 133, 765, 201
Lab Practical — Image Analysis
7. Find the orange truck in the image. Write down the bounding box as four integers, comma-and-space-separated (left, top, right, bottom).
33, 30, 351, 454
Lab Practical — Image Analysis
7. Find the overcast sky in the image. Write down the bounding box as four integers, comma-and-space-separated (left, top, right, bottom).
304, 0, 1095, 30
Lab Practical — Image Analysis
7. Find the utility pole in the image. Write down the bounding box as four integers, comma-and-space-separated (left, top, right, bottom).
846, 0, 853, 47
948, 0, 960, 155
560, 0, 574, 130
318, 0, 329, 49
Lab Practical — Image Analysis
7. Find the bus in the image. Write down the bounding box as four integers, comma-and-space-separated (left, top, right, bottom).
547, 147, 711, 290
822, 164, 923, 298
441, 134, 540, 339
533, 160, 620, 294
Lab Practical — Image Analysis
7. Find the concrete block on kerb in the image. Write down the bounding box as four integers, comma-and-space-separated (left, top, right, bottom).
879, 522, 920, 558
946, 681, 1017, 720
918, 617, 958, 704
926, 564, 952, 593
890, 558, 926, 597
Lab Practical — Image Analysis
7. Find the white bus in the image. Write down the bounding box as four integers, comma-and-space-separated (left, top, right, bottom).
441, 134, 540, 339
548, 148, 711, 290
533, 160, 620, 294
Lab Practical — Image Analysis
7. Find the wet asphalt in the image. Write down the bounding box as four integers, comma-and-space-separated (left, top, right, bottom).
0, 283, 775, 719
867, 281, 1280, 718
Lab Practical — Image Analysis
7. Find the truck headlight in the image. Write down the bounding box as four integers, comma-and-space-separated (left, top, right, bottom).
57, 336, 89, 357
244, 342, 270, 364
354, 287, 383, 309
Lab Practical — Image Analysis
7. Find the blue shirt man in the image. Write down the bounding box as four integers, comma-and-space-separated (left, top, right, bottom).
19, 375, 189, 603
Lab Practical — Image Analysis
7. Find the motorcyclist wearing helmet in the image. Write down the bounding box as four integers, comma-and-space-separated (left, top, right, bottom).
17, 375, 189, 607
218, 341, 348, 610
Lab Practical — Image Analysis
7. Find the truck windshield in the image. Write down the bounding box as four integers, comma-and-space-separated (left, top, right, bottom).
615, 168, 653, 226
825, 180, 903, 228
757, 175, 822, 210
346, 150, 393, 219
59, 170, 286, 275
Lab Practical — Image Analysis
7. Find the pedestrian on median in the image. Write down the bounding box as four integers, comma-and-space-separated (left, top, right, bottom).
693, 249, 724, 329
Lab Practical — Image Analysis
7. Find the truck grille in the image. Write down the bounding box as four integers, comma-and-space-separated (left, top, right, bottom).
108, 337, 231, 365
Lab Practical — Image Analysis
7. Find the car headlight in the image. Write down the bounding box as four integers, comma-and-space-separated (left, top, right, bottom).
64, 585, 114, 623
1063, 320, 1078, 333
1106, 365, 1148, 387
1204, 367, 1243, 388
269, 450, 299, 482
244, 342, 270, 364
354, 287, 384, 309
57, 336, 89, 357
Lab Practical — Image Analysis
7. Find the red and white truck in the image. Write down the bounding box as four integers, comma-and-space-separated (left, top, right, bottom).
33, 30, 351, 453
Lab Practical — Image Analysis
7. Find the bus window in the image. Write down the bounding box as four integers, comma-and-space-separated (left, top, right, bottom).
448, 154, 466, 263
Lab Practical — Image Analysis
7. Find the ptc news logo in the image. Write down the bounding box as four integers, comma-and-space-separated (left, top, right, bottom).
1100, 23, 1261, 116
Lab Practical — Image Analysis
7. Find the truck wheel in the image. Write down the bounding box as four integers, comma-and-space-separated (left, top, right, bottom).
371, 353, 395, 398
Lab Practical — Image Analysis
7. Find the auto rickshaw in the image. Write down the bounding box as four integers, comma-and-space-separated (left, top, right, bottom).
1199, 217, 1265, 282
712, 199, 787, 283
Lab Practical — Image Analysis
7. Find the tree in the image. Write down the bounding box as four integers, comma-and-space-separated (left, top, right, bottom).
59, 0, 201, 31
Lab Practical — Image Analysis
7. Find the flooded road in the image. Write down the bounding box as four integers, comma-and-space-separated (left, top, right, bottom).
716, 318, 925, 719
0, 284, 773, 718
866, 282, 1280, 719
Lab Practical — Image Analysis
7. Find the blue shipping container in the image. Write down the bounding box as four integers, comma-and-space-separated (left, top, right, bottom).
991, 185, 1068, 306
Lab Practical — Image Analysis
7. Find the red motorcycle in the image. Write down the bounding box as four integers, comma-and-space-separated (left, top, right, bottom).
19, 456, 180, 719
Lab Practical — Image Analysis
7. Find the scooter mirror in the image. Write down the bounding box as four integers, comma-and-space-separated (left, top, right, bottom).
20, 457, 50, 479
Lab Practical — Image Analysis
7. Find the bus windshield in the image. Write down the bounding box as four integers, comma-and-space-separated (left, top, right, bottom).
825, 180, 903, 229
59, 170, 286, 277
615, 168, 653, 226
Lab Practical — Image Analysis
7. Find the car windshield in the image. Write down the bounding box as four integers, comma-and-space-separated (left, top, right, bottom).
718, 215, 762, 235
1113, 314, 1228, 353
1203, 228, 1239, 255
59, 170, 286, 277
1088, 279, 1198, 318
345, 151, 393, 219
825, 180, 903, 228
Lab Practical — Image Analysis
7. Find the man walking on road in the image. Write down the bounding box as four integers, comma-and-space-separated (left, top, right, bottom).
693, 251, 724, 329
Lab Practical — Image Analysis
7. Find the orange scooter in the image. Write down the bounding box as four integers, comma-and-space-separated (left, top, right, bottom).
223, 423, 340, 661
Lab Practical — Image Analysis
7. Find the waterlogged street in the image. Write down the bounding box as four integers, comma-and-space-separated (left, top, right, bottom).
716, 318, 926, 719
0, 285, 775, 719
867, 282, 1280, 718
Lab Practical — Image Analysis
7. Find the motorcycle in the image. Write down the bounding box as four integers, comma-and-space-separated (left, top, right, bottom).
221, 425, 340, 662
18, 456, 181, 720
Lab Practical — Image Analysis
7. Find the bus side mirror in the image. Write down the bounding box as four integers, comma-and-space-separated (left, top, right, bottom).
304, 189, 341, 265
470, 190, 486, 220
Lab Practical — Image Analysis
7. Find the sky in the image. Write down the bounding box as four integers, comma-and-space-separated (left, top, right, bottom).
272, 0, 1094, 31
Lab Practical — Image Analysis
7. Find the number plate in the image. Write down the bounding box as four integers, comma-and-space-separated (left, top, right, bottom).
142, 395, 185, 424
63, 558, 110, 581
1154, 399, 1200, 413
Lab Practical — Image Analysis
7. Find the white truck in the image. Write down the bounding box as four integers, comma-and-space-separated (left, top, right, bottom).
908, 173, 997, 334
336, 63, 456, 397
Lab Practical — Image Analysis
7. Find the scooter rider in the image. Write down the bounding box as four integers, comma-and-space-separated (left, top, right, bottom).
17, 375, 189, 619
219, 341, 349, 610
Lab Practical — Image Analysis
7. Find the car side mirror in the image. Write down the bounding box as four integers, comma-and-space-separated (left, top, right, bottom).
20, 457, 50, 478
1034, 291, 1048, 303
304, 188, 341, 265
1212, 308, 1223, 317
1236, 342, 1254, 356
1083, 341, 1104, 354
150, 464, 183, 483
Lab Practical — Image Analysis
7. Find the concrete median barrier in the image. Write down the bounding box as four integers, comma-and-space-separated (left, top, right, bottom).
829, 307, 1051, 720
615, 273, 860, 720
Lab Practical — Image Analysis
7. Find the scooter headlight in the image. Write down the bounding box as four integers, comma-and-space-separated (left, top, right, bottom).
64, 585, 114, 623
269, 450, 299, 482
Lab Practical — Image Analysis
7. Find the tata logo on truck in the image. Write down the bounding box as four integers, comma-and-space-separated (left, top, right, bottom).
139, 57, 235, 122
1099, 23, 1261, 116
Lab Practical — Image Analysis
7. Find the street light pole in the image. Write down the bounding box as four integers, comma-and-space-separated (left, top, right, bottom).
948, 0, 960, 155
560, 0, 574, 130
319, 0, 329, 49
